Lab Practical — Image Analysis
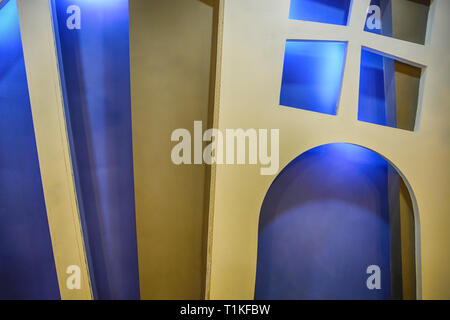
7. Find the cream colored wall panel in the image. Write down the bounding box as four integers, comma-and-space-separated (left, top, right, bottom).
129, 0, 213, 299
17, 0, 92, 300
207, 0, 450, 300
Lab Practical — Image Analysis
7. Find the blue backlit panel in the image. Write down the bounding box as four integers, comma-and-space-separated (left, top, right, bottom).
51, 0, 140, 299
255, 144, 393, 300
358, 47, 422, 130
358, 49, 388, 126
289, 0, 352, 26
280, 40, 347, 115
0, 0, 60, 299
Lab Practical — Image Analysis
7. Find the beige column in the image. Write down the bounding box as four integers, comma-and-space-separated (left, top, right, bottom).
17, 0, 92, 300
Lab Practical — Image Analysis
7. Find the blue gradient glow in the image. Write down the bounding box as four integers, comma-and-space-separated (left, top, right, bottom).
255, 143, 393, 300
358, 49, 389, 126
289, 0, 352, 26
0, 0, 60, 299
51, 0, 139, 300
280, 40, 347, 115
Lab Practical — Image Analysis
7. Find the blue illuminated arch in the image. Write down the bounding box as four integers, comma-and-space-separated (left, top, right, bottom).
254, 143, 419, 300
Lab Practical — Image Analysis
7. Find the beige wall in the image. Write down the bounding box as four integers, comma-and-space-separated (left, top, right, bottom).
207, 0, 450, 300
392, 0, 429, 44
129, 0, 213, 299
17, 0, 92, 300
400, 179, 416, 300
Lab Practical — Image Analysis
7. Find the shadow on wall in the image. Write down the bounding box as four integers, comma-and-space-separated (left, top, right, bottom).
255, 143, 417, 300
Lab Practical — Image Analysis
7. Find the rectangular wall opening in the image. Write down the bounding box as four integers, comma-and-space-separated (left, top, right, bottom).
280, 40, 347, 116
289, 0, 352, 26
358, 47, 423, 131
364, 0, 433, 45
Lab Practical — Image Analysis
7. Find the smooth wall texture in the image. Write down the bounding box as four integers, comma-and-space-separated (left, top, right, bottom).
0, 0, 60, 299
129, 0, 213, 299
207, 0, 450, 299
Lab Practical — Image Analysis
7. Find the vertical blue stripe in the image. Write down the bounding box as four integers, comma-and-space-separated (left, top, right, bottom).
280, 40, 347, 115
51, 0, 139, 299
358, 49, 389, 126
0, 0, 60, 300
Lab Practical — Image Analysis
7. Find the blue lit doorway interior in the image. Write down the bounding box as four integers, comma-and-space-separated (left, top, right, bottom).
255, 143, 418, 300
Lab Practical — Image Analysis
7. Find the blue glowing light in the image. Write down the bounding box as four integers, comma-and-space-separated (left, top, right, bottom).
280, 40, 347, 115
0, 0, 60, 299
289, 0, 352, 26
51, 0, 139, 300
0, 0, 19, 47
358, 48, 390, 127
255, 143, 393, 300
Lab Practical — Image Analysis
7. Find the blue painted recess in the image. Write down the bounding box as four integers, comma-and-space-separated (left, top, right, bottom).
358, 49, 388, 126
358, 48, 402, 128
51, 0, 140, 299
0, 0, 60, 299
255, 144, 393, 300
280, 40, 347, 115
360, 1, 402, 129
289, 0, 352, 26
364, 0, 393, 37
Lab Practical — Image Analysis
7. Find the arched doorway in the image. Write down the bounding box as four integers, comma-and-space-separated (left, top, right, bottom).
255, 143, 418, 300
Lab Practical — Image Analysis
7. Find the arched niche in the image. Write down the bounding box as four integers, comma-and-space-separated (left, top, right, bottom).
255, 143, 420, 300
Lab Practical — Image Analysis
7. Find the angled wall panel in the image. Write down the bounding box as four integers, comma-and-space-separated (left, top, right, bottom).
207, 0, 450, 300
0, 0, 60, 300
